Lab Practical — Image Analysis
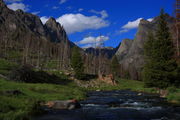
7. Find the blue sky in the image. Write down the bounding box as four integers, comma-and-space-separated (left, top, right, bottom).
4, 0, 174, 48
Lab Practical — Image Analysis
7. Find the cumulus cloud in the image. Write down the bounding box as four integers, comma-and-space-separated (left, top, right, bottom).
89, 10, 108, 19
56, 13, 109, 34
7, 3, 29, 11
122, 18, 143, 30
118, 18, 154, 34
40, 16, 49, 24
78, 35, 109, 48
60, 0, 67, 4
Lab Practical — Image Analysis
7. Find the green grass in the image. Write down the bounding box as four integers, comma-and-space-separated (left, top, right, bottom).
88, 78, 157, 93
0, 78, 86, 120
167, 87, 180, 103
0, 58, 18, 75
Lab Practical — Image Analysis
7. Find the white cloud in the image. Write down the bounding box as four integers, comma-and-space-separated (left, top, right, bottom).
52, 6, 59, 9
90, 10, 108, 19
82, 44, 94, 48
32, 11, 40, 15
56, 13, 109, 34
122, 18, 143, 30
78, 8, 83, 12
40, 16, 49, 24
78, 36, 109, 45
60, 0, 67, 4
7, 3, 28, 11
119, 18, 154, 34
147, 18, 154, 22
119, 29, 129, 34
79, 35, 109, 48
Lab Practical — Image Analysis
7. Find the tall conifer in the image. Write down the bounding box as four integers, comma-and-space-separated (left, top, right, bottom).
143, 9, 178, 88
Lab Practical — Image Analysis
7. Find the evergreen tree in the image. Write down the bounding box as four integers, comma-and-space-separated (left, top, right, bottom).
111, 55, 119, 77
71, 46, 84, 79
143, 9, 178, 88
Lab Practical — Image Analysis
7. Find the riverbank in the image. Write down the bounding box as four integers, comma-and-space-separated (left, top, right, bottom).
75, 78, 180, 104
0, 77, 179, 120
0, 78, 86, 120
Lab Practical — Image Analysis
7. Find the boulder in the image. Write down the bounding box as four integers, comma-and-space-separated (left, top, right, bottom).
45, 99, 81, 110
99, 74, 116, 85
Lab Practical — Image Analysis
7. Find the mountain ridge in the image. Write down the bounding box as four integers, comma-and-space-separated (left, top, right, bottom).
115, 14, 176, 80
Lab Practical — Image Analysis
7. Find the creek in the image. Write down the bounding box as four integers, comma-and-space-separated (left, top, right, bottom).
34, 90, 180, 120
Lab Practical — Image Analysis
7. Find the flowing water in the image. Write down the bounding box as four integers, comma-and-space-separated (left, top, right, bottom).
34, 90, 180, 120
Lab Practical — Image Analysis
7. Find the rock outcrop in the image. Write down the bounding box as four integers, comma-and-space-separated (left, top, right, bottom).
0, 0, 74, 69
116, 15, 176, 80
115, 39, 133, 61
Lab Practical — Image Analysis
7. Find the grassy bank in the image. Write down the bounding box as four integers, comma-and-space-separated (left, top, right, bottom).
86, 78, 180, 104
0, 78, 86, 120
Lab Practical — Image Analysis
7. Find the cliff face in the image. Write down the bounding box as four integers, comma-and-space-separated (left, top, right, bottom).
115, 39, 133, 61
0, 0, 73, 69
116, 15, 176, 80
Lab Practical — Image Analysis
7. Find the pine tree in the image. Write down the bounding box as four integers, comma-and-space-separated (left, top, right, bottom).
143, 9, 178, 89
143, 32, 157, 87
71, 46, 84, 79
111, 55, 119, 77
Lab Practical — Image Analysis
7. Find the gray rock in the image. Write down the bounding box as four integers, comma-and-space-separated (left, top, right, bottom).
115, 15, 176, 80
45, 100, 81, 110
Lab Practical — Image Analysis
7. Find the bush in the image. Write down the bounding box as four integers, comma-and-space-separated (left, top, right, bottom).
167, 86, 178, 93
0, 59, 18, 75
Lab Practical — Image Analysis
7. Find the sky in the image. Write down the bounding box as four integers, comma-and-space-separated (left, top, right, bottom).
4, 0, 175, 48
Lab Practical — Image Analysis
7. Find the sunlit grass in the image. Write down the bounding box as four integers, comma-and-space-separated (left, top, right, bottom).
0, 78, 86, 120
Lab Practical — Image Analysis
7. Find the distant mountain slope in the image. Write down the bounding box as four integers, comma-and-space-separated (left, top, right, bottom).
84, 47, 117, 59
115, 14, 176, 80
0, 0, 74, 69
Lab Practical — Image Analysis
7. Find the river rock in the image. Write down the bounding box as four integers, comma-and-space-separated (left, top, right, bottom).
45, 99, 81, 110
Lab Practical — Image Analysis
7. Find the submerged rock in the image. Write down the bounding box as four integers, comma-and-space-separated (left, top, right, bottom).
45, 100, 81, 110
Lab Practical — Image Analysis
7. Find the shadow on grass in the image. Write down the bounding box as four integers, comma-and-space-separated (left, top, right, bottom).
8, 65, 72, 85
78, 74, 98, 81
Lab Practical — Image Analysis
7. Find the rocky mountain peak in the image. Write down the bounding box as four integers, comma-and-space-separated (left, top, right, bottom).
46, 17, 56, 22
16, 9, 24, 14
139, 19, 149, 25
46, 17, 59, 26
44, 17, 68, 43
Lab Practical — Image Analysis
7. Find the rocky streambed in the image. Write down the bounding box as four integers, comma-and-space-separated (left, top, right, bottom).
34, 90, 180, 120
